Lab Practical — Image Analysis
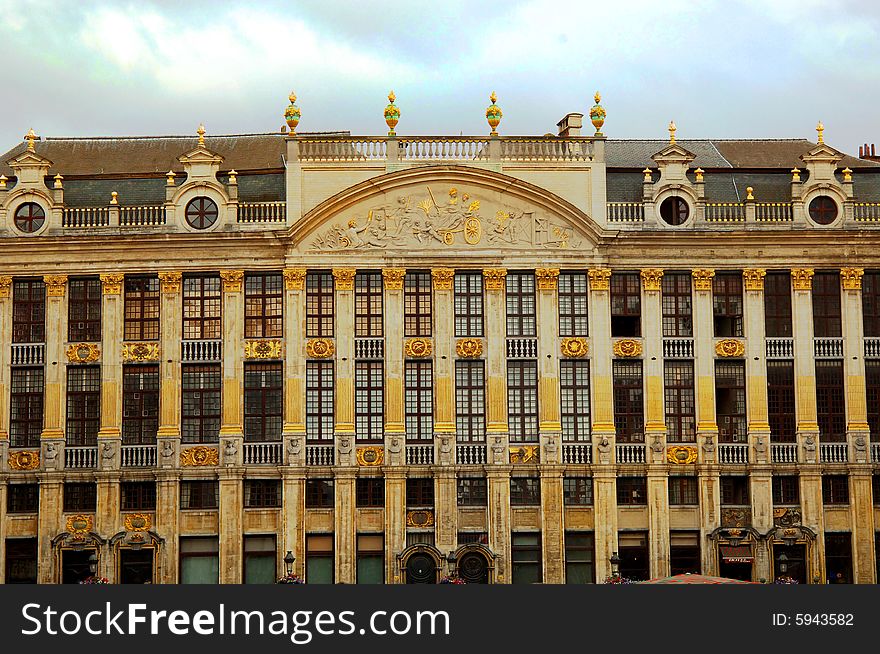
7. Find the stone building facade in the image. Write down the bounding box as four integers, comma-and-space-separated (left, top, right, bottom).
1, 95, 880, 584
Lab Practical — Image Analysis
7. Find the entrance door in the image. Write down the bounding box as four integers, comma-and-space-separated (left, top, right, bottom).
773, 544, 807, 583
120, 549, 154, 584
61, 549, 95, 584
458, 552, 490, 584
405, 553, 437, 584
718, 559, 753, 582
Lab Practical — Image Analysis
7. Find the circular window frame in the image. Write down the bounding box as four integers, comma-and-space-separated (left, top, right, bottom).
654, 189, 695, 228
806, 194, 841, 226
11, 200, 49, 235
184, 196, 220, 230
659, 196, 691, 226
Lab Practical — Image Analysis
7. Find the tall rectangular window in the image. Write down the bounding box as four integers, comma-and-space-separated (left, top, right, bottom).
245, 272, 283, 338
122, 365, 159, 445
356, 478, 385, 507
764, 272, 793, 337
63, 482, 97, 512
767, 360, 796, 442
507, 360, 538, 443
558, 272, 589, 337
457, 477, 487, 506
306, 534, 334, 584
560, 360, 590, 442
713, 272, 743, 337
306, 361, 334, 441
404, 271, 432, 337
613, 360, 644, 443
10, 367, 43, 448
668, 476, 698, 505
720, 476, 750, 505
867, 360, 880, 441
506, 272, 536, 337
822, 475, 849, 505
715, 360, 746, 443
816, 360, 846, 442
306, 272, 334, 337
455, 360, 485, 442
772, 475, 800, 505
305, 479, 335, 508
510, 477, 541, 506
565, 532, 595, 584
355, 361, 384, 443
356, 534, 384, 584
244, 363, 283, 442
244, 480, 282, 508
180, 481, 219, 509
180, 537, 219, 584
863, 271, 880, 337
405, 361, 433, 441
406, 478, 434, 508
511, 533, 542, 584
5, 539, 38, 584
181, 364, 221, 443
454, 272, 483, 337
66, 366, 100, 446
617, 477, 647, 505
244, 535, 277, 584
610, 272, 641, 337
812, 271, 842, 338
183, 274, 221, 340
355, 271, 383, 337
124, 276, 159, 341
661, 272, 692, 337
664, 360, 695, 442
12, 279, 45, 343
68, 277, 102, 342
563, 477, 593, 505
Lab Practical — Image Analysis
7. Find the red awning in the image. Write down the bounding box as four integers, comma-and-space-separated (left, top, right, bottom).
720, 545, 753, 563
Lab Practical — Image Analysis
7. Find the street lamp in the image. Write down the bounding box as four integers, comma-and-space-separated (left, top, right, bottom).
88, 552, 98, 575
609, 551, 621, 579
777, 552, 788, 575
284, 551, 296, 576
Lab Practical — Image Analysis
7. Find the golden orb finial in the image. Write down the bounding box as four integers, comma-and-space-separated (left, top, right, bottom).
746, 186, 754, 200
816, 121, 824, 144
590, 91, 606, 135
486, 92, 502, 136
668, 120, 677, 144
384, 90, 400, 136
24, 128, 37, 152
197, 123, 206, 146
284, 90, 301, 134
110, 191, 119, 205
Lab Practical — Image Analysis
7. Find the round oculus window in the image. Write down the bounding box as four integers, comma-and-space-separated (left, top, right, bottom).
808, 195, 838, 225
14, 202, 45, 233
185, 196, 219, 229
659, 196, 690, 226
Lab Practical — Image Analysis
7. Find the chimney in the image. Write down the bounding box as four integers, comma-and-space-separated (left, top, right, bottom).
556, 113, 584, 137
860, 142, 880, 162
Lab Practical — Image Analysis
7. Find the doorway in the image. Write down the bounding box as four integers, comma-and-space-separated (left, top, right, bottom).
457, 551, 490, 584
61, 549, 95, 584
119, 548, 154, 584
773, 544, 807, 583
405, 553, 437, 584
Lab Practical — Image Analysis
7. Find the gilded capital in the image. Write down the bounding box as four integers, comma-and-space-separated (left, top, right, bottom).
483, 268, 507, 291
43, 274, 68, 297
283, 268, 307, 291
790, 268, 814, 291
840, 267, 864, 290
382, 268, 406, 290
431, 268, 455, 291
535, 268, 560, 291
588, 268, 611, 291
0, 275, 12, 299
220, 270, 244, 292
691, 268, 715, 291
100, 273, 125, 295
158, 271, 182, 294
332, 268, 356, 291
742, 269, 766, 291
639, 268, 664, 292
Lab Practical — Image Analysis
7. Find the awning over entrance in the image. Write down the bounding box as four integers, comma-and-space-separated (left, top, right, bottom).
719, 545, 753, 563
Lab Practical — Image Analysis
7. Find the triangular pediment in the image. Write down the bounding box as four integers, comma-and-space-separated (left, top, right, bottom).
6, 149, 53, 169
651, 143, 696, 165
178, 146, 224, 166
801, 143, 842, 164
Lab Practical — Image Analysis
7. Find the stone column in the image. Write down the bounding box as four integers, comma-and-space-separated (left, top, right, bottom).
487, 467, 512, 582
282, 269, 307, 465
218, 469, 243, 583
332, 268, 356, 464
41, 276, 67, 461
219, 270, 244, 462
155, 470, 180, 583
98, 274, 125, 467
281, 467, 306, 577
483, 269, 508, 462
157, 272, 182, 466
382, 268, 406, 464
431, 269, 456, 465
384, 469, 406, 583
587, 268, 617, 579
0, 277, 12, 447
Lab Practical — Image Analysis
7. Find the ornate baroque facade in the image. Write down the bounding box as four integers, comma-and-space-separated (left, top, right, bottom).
1, 96, 880, 584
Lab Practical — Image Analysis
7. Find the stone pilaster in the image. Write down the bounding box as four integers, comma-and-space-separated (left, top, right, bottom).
98, 274, 124, 462
536, 268, 561, 463
332, 268, 356, 464
384, 470, 406, 583
431, 269, 455, 463
0, 480, 6, 583
219, 270, 244, 462
155, 471, 180, 584
434, 469, 457, 562
334, 469, 357, 584
37, 476, 63, 583
487, 467, 512, 582
841, 268, 869, 455
850, 467, 876, 583
218, 470, 242, 583
282, 269, 307, 464
95, 472, 120, 580
158, 272, 182, 465
0, 276, 12, 443
483, 269, 508, 460
540, 465, 564, 582
41, 275, 67, 448
281, 468, 306, 577
383, 268, 406, 465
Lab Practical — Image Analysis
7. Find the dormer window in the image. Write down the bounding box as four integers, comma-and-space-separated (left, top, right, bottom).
808, 196, 838, 225
185, 197, 219, 229
659, 196, 689, 226
14, 202, 45, 233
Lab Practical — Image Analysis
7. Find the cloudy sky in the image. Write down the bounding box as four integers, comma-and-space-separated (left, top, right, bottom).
1, 0, 879, 156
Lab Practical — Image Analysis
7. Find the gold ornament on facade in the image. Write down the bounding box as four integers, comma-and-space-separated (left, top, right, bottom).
613, 339, 642, 358
668, 120, 677, 144
245, 339, 283, 360
8, 450, 40, 470
639, 268, 664, 291
54, 174, 63, 189
404, 338, 433, 358
535, 268, 560, 291
694, 167, 704, 182
382, 268, 406, 290
158, 271, 182, 294
122, 342, 160, 363
25, 127, 38, 152
332, 268, 356, 291
666, 446, 698, 465
431, 268, 455, 290
746, 187, 754, 200
456, 338, 483, 358
587, 268, 611, 291
66, 342, 100, 363
715, 339, 745, 357
816, 120, 824, 145
791, 167, 801, 182
0, 275, 12, 298
841, 267, 864, 290
589, 91, 606, 134
384, 90, 400, 136
691, 269, 715, 291
356, 446, 385, 467
485, 92, 502, 136
284, 91, 301, 133
510, 445, 540, 464
742, 269, 766, 291
123, 513, 152, 532
180, 446, 219, 467
197, 123, 207, 146
482, 268, 507, 291
43, 274, 68, 297
306, 338, 335, 358
790, 268, 814, 291
283, 268, 307, 291
66, 514, 93, 536
841, 167, 853, 182
406, 509, 435, 528
100, 273, 125, 295
220, 270, 244, 292
560, 337, 589, 358
642, 168, 653, 182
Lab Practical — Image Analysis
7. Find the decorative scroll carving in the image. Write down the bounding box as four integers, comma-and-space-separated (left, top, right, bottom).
356, 446, 384, 466
840, 267, 864, 290
791, 268, 814, 291
283, 268, 307, 291
180, 446, 219, 467
721, 508, 751, 528
560, 337, 589, 358
456, 338, 483, 358
715, 339, 745, 357
667, 445, 698, 464
613, 339, 642, 358
404, 338, 433, 358
0, 275, 12, 298
382, 268, 406, 290
122, 342, 160, 362
220, 270, 244, 292
639, 268, 664, 291
66, 342, 100, 363
483, 268, 507, 291
44, 274, 68, 297
100, 273, 125, 295
406, 509, 435, 528
431, 268, 455, 290
306, 338, 334, 358
691, 269, 715, 291
535, 268, 560, 291
742, 269, 766, 291
123, 513, 152, 532
587, 268, 611, 291
773, 508, 802, 527
66, 514, 94, 536
245, 339, 283, 360
332, 268, 356, 291
158, 271, 182, 294
509, 445, 539, 464
8, 450, 40, 470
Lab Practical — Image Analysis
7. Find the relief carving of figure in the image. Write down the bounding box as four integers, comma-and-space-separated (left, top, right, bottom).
224, 439, 237, 457
439, 435, 452, 465
543, 434, 558, 463
804, 434, 816, 462
596, 435, 611, 464
161, 441, 174, 459
45, 442, 58, 463
491, 435, 505, 464
388, 435, 402, 454
102, 442, 115, 460
288, 436, 302, 456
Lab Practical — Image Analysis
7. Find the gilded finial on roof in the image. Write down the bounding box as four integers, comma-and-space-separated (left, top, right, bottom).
791, 167, 801, 182
694, 167, 704, 182
53, 174, 63, 189
197, 123, 206, 146
284, 90, 301, 134
384, 90, 400, 136
486, 92, 502, 136
842, 167, 853, 182
643, 167, 652, 182
590, 91, 606, 135
746, 186, 754, 200
668, 120, 676, 144
24, 128, 37, 152
110, 191, 118, 205
228, 169, 238, 185
816, 121, 824, 145
166, 170, 176, 187
0, 175, 7, 189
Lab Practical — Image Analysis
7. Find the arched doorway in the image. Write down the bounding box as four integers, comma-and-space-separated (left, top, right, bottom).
396, 545, 443, 584
708, 527, 760, 582
766, 525, 816, 583
51, 516, 107, 584
451, 544, 497, 584
110, 527, 165, 584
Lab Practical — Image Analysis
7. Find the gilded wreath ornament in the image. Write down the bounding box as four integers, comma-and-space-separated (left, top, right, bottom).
715, 339, 745, 357
122, 342, 160, 362
306, 338, 335, 359
123, 513, 152, 532
666, 446, 698, 465
406, 509, 435, 528
8, 450, 40, 470
613, 339, 642, 358
456, 338, 483, 358
404, 338, 433, 358
180, 446, 219, 467
560, 337, 589, 358
66, 514, 93, 536
245, 339, 283, 360
356, 446, 385, 467
66, 342, 100, 363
